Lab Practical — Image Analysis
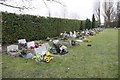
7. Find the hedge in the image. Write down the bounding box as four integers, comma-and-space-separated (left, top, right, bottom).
2, 12, 87, 44
0, 12, 2, 43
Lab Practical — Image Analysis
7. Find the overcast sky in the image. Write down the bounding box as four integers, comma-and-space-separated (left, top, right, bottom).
0, 0, 118, 23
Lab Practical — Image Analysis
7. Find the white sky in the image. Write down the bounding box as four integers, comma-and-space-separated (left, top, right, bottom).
0, 0, 118, 23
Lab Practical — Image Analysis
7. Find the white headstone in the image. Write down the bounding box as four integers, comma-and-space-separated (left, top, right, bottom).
18, 39, 26, 44
72, 34, 76, 38
53, 40, 59, 44
27, 41, 35, 49
70, 32, 73, 37
74, 31, 76, 35
59, 45, 67, 51
7, 45, 18, 53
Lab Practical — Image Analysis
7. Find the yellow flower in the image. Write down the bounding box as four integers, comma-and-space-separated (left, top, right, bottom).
44, 56, 51, 63
46, 51, 50, 57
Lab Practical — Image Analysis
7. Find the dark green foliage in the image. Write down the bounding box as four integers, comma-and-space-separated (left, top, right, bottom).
2, 12, 84, 44
117, 12, 120, 28
95, 21, 100, 28
117, 15, 120, 27
0, 12, 2, 43
80, 21, 84, 30
85, 18, 92, 29
92, 14, 96, 28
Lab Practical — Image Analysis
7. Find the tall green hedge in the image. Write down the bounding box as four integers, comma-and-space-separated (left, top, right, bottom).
2, 12, 86, 44
0, 12, 2, 43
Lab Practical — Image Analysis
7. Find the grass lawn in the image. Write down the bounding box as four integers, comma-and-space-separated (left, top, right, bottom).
2, 28, 118, 78
0, 54, 1, 79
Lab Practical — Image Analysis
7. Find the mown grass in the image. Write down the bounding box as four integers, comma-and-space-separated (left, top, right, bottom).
0, 54, 2, 79
2, 28, 118, 78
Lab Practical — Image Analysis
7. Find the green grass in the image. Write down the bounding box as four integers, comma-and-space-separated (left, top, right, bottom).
0, 54, 2, 79
2, 28, 118, 78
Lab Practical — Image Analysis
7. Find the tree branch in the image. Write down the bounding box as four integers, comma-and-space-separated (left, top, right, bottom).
42, 0, 51, 17
0, 2, 25, 9
52, 0, 65, 7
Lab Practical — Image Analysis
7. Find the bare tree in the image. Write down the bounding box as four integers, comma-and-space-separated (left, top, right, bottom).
42, 0, 51, 17
0, 0, 66, 17
47, 0, 66, 18
0, 0, 51, 16
94, 0, 101, 27
102, 0, 115, 27
0, 0, 33, 11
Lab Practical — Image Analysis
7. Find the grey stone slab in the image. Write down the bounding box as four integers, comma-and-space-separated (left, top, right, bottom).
7, 45, 18, 53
